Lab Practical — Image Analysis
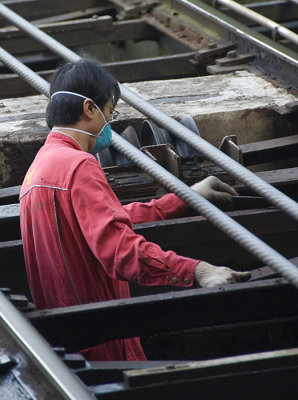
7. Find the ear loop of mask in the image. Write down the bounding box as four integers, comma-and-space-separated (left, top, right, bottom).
51, 90, 88, 100
51, 90, 112, 152
52, 126, 97, 138
51, 90, 109, 123
51, 90, 105, 137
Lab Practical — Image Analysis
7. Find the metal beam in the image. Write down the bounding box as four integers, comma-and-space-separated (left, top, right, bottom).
0, 5, 298, 287
123, 347, 298, 387
240, 134, 298, 166
91, 364, 298, 399
159, 0, 298, 84
26, 279, 298, 351
0, 18, 159, 57
76, 343, 298, 383
0, 209, 297, 299
0, 51, 198, 98
141, 315, 298, 360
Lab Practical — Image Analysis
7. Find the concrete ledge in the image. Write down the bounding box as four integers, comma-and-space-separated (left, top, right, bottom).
0, 71, 296, 187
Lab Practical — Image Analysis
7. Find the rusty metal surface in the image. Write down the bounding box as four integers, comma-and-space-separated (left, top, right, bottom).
0, 1, 297, 396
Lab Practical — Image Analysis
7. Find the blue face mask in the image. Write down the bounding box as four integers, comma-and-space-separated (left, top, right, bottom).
51, 90, 113, 153
91, 123, 112, 154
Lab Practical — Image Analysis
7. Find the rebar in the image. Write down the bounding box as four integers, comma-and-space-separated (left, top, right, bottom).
113, 133, 298, 287
0, 2, 297, 223
0, 4, 297, 287
120, 85, 298, 223
0, 47, 50, 96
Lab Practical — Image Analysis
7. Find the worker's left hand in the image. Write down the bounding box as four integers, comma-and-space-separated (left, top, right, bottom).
191, 176, 238, 206
194, 261, 251, 288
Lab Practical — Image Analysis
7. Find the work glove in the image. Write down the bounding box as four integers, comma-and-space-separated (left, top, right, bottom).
191, 176, 238, 206
194, 261, 251, 288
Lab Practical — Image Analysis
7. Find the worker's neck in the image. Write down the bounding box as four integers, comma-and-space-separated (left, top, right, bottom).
52, 123, 94, 153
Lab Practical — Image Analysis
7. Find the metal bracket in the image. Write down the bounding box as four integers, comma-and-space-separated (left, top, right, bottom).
190, 41, 235, 66
0, 353, 16, 375
142, 144, 183, 179
111, 0, 160, 20
207, 50, 254, 73
219, 135, 243, 164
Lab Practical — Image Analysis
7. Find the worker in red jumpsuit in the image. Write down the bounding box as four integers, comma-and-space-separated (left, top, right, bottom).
20, 59, 250, 361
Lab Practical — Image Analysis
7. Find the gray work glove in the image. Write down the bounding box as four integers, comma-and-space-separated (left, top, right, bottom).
191, 176, 238, 206
194, 261, 251, 288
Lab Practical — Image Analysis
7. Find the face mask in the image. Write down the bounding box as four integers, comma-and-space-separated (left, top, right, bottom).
91, 103, 112, 154
51, 90, 113, 153
91, 123, 112, 154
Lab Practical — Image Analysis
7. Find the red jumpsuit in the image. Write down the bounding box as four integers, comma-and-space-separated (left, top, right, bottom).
20, 131, 198, 361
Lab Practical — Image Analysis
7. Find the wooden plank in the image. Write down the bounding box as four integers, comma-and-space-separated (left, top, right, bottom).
77, 361, 188, 386
31, 6, 114, 25
0, 239, 30, 299
0, 52, 197, 98
26, 279, 298, 351
249, 265, 277, 281
134, 208, 297, 248
240, 135, 298, 166
0, 165, 297, 207
0, 218, 20, 241
0, 239, 22, 249
132, 208, 298, 269
123, 347, 298, 387
0, 185, 20, 205
234, 167, 298, 202
0, 0, 110, 27
142, 315, 298, 360
0, 19, 158, 57
0, 203, 19, 219
77, 346, 298, 386
92, 365, 298, 399
1, 165, 298, 207
1, 206, 297, 267
245, 166, 298, 187
101, 52, 198, 83
0, 71, 51, 98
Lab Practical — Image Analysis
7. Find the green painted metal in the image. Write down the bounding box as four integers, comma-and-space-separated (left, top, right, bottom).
165, 0, 298, 60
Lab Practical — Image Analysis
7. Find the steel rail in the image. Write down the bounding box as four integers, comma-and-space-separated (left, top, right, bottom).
1, 46, 298, 289
0, 3, 297, 223
119, 87, 298, 220
215, 0, 298, 45
0, 4, 298, 221
0, 291, 96, 400
174, 0, 298, 81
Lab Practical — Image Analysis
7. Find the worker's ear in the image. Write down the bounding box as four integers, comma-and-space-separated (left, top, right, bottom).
82, 98, 95, 120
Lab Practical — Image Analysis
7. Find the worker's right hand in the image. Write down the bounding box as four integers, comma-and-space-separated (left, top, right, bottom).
191, 176, 238, 207
194, 261, 251, 288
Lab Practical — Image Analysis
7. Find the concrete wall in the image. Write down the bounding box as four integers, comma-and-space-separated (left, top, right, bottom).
0, 71, 296, 187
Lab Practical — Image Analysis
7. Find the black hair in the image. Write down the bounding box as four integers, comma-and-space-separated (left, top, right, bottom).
46, 59, 120, 129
